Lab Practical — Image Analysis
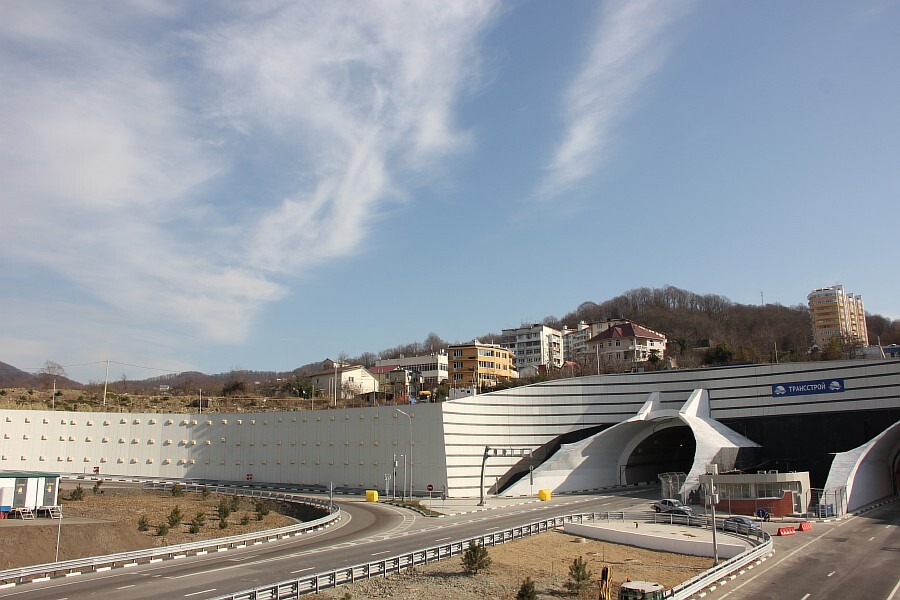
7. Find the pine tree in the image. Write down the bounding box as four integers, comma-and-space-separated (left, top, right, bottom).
517, 576, 538, 600
566, 555, 592, 593
461, 541, 492, 575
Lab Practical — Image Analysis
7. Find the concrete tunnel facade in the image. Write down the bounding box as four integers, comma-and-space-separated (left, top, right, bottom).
504, 389, 760, 497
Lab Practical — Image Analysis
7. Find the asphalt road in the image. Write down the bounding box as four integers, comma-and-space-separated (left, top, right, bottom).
0, 490, 656, 600
707, 501, 900, 600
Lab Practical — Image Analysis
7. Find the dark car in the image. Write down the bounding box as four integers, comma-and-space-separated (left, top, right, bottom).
723, 516, 760, 532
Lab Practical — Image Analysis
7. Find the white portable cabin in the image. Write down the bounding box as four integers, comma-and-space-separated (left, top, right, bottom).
0, 471, 60, 517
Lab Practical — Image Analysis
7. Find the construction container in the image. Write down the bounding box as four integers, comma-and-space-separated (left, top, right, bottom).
538, 489, 552, 501
365, 489, 379, 502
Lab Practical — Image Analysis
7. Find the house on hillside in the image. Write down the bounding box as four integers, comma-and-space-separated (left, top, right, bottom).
307, 360, 378, 404
587, 321, 667, 367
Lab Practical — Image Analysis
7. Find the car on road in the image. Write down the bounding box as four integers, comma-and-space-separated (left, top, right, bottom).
723, 515, 760, 532
652, 498, 693, 515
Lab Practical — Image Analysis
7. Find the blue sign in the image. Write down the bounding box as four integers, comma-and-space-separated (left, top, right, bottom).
772, 378, 844, 397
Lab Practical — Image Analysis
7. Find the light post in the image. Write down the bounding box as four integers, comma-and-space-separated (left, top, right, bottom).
707, 464, 720, 566
392, 453, 398, 499
399, 454, 406, 501
55, 506, 62, 562
396, 409, 413, 498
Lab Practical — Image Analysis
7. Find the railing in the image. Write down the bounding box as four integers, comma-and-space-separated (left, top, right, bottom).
209, 511, 771, 600
0, 484, 340, 586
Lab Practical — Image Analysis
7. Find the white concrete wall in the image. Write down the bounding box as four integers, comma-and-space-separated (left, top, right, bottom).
0, 404, 446, 495
564, 522, 745, 559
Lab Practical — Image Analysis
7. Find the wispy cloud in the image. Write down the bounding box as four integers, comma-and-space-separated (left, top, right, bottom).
0, 1, 499, 365
536, 0, 693, 200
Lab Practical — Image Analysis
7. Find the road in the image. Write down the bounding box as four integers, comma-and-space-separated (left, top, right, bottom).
707, 501, 900, 600
0, 490, 657, 600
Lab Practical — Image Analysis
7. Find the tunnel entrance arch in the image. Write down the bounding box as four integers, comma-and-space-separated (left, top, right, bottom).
622, 424, 695, 486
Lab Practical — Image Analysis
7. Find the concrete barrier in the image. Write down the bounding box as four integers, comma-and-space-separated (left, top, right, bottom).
797, 521, 812, 532
776, 526, 796, 536
563, 522, 746, 559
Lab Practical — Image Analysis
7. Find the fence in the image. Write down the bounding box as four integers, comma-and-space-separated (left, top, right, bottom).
209, 511, 772, 600
0, 483, 340, 587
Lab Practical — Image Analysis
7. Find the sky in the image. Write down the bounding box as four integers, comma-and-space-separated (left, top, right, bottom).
2, 0, 899, 384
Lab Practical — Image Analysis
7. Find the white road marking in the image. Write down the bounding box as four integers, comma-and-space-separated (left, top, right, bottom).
827, 571, 835, 577
184, 589, 216, 597
371, 550, 391, 556
435, 537, 451, 541
290, 567, 313, 574
886, 578, 900, 600
869, 536, 875, 541
800, 594, 810, 600
117, 585, 136, 590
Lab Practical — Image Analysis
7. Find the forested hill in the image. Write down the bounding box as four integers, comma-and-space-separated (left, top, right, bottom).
540, 286, 900, 367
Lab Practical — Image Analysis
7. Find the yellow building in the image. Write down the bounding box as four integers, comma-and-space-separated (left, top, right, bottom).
448, 342, 518, 389
807, 285, 869, 348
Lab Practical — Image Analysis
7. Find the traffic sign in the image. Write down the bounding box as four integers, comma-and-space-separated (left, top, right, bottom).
427, 484, 434, 492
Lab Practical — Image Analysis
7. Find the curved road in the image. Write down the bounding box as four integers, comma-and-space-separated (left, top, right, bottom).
0, 491, 655, 600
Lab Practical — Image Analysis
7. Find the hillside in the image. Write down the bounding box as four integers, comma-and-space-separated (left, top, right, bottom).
3, 286, 898, 400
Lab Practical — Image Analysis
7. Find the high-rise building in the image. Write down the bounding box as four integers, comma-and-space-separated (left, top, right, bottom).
807, 285, 869, 348
500, 324, 563, 371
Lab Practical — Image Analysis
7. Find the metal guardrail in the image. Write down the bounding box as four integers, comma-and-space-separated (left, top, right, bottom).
209, 511, 772, 600
0, 483, 340, 586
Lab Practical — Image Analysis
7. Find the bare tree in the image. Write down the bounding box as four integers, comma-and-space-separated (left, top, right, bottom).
38, 361, 66, 389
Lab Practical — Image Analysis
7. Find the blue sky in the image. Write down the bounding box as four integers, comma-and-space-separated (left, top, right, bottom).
2, 1, 898, 384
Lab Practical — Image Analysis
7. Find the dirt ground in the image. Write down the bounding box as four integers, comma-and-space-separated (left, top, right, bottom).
0, 484, 297, 570
2, 484, 712, 598
311, 530, 712, 599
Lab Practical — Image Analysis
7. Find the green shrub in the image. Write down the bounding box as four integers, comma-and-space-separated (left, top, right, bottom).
69, 484, 85, 501
229, 495, 240, 512
240, 513, 251, 526
255, 501, 270, 520
156, 522, 169, 536
92, 480, 103, 495
171, 483, 184, 497
217, 498, 232, 520
461, 541, 491, 575
517, 577, 538, 600
137, 515, 149, 532
565, 556, 592, 593
218, 517, 228, 529
200, 486, 211, 499
167, 506, 183, 527
193, 511, 206, 527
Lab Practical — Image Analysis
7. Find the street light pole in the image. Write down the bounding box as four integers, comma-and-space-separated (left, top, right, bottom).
55, 507, 62, 563
396, 409, 413, 498
399, 454, 406, 501
707, 464, 720, 566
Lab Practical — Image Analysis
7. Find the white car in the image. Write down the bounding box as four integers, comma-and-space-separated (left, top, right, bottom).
652, 498, 693, 514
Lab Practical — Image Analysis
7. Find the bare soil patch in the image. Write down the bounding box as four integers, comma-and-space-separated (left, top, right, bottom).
312, 530, 712, 599
0, 484, 297, 569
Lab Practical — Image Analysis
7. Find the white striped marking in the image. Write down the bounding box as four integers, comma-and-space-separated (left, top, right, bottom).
184, 589, 216, 597
290, 567, 313, 574
869, 536, 876, 541
117, 585, 136, 590
827, 571, 835, 577
371, 550, 391, 556
801, 595, 810, 600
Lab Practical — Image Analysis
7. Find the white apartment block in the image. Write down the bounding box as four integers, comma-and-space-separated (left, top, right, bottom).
308, 361, 378, 401
501, 324, 563, 371
374, 352, 449, 385
808, 285, 869, 348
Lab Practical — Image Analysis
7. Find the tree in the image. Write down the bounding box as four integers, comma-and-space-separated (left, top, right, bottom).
69, 484, 85, 501
167, 506, 183, 527
461, 541, 491, 575
38, 361, 67, 389
517, 576, 538, 600
566, 555, 593, 593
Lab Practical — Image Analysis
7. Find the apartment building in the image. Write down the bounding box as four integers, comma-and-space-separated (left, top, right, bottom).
586, 321, 667, 365
808, 285, 869, 348
374, 352, 449, 385
448, 342, 517, 389
500, 324, 563, 371
562, 319, 631, 362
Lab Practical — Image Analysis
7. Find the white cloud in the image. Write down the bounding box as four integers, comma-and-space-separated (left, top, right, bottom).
0, 1, 499, 362
536, 0, 694, 199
